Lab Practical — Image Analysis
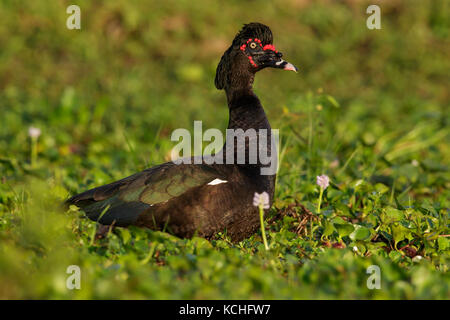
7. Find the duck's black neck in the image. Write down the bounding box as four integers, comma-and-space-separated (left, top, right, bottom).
225, 71, 254, 105
224, 71, 269, 131
226, 91, 270, 131
220, 72, 275, 179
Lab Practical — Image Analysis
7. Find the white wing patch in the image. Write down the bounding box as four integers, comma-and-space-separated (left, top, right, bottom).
207, 178, 228, 186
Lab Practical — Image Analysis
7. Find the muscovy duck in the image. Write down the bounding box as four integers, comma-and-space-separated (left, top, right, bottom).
66, 22, 297, 242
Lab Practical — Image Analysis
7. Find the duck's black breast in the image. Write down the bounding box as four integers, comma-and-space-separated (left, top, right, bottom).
67, 159, 274, 241
136, 163, 274, 241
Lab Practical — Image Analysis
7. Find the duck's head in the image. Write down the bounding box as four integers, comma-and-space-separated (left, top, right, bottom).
215, 22, 298, 90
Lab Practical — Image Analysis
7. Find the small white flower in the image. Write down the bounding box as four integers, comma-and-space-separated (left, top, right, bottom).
412, 255, 423, 263
28, 127, 41, 139
353, 246, 358, 252
253, 192, 270, 209
411, 159, 419, 167
316, 175, 330, 189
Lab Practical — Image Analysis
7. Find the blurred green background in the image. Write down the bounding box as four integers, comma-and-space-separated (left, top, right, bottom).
0, 0, 448, 299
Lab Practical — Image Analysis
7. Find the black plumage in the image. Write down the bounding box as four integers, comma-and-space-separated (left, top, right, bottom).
66, 22, 297, 242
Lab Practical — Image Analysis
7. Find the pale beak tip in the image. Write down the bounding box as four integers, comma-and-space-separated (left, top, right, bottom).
283, 62, 298, 73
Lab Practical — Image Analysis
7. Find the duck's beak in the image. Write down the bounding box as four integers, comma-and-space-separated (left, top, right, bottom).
257, 49, 298, 73
274, 59, 298, 72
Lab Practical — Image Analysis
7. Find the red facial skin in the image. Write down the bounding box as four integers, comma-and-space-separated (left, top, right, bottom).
240, 38, 278, 68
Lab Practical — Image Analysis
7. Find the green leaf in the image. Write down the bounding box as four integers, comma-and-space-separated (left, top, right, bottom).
438, 237, 449, 252
334, 223, 355, 238
326, 95, 340, 108
383, 207, 404, 223
349, 225, 372, 241
191, 237, 213, 249
389, 250, 403, 262
391, 223, 412, 248
332, 217, 347, 225
118, 228, 131, 245
322, 221, 335, 238
374, 183, 390, 194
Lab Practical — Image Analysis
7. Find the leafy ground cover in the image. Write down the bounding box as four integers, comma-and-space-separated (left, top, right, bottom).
0, 0, 448, 299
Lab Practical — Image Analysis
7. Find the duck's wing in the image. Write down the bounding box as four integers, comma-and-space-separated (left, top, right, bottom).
66, 162, 226, 227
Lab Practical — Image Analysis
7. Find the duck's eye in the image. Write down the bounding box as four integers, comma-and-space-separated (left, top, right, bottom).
249, 42, 257, 49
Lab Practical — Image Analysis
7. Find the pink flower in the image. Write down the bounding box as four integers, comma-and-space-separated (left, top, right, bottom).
316, 175, 330, 190
253, 192, 270, 209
